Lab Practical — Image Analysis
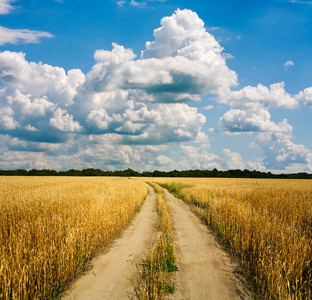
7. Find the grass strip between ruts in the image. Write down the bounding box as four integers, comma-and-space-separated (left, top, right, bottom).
131, 182, 178, 300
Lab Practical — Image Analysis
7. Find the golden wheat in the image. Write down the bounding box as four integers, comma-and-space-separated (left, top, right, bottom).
155, 178, 312, 300
0, 176, 148, 300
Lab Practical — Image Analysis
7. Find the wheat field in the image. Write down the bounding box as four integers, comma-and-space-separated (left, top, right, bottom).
155, 178, 312, 299
0, 177, 148, 300
2, 176, 311, 299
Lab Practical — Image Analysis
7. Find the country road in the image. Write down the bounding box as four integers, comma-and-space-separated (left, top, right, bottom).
61, 183, 250, 300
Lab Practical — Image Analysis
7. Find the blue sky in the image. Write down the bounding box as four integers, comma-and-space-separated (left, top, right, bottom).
0, 0, 312, 172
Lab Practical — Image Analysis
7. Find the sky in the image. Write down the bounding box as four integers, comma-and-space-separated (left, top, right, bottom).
0, 0, 312, 173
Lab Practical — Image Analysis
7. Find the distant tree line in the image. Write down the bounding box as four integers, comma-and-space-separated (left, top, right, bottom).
0, 168, 311, 179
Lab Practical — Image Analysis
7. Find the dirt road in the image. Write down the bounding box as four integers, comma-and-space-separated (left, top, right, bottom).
62, 184, 250, 300
61, 185, 158, 300
164, 189, 251, 300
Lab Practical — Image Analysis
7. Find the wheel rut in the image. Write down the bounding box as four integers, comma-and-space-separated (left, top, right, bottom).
164, 189, 251, 300
61, 185, 158, 300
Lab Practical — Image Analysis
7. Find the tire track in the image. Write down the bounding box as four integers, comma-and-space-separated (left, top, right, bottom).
61, 185, 158, 300
164, 189, 251, 300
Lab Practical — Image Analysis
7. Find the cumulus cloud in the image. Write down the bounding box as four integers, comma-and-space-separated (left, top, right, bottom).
0, 10, 214, 148
180, 144, 245, 170
252, 129, 312, 172
0, 106, 18, 130
0, 51, 85, 105
49, 108, 83, 132
219, 106, 292, 134
6, 90, 54, 117
220, 149, 245, 170
155, 155, 175, 166
180, 144, 219, 169
82, 10, 237, 103
0, 51, 85, 141
219, 82, 298, 109
141, 9, 237, 97
0, 8, 311, 172
296, 87, 312, 106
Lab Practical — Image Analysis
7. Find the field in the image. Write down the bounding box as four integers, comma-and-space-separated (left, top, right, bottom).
0, 177, 148, 299
1, 176, 311, 299
153, 178, 312, 299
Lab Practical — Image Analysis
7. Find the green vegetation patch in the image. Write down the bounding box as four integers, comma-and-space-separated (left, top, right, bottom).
131, 183, 178, 299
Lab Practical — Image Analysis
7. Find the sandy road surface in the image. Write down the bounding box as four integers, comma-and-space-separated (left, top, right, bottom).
164, 189, 251, 300
61, 185, 158, 300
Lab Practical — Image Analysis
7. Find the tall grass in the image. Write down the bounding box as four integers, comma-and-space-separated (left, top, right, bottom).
132, 183, 177, 299
0, 177, 148, 300
158, 178, 312, 299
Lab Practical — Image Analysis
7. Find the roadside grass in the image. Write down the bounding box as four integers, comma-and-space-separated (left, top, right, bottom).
158, 178, 312, 300
131, 183, 178, 299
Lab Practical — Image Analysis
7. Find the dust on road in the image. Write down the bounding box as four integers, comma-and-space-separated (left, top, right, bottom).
61, 185, 158, 300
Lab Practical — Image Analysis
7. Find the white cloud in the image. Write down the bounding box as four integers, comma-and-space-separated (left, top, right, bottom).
6, 90, 55, 116
83, 16, 237, 102
203, 105, 214, 110
218, 106, 292, 134
180, 144, 245, 170
118, 0, 166, 8
0, 51, 85, 105
252, 130, 312, 172
288, 0, 312, 4
25, 124, 38, 132
180, 144, 219, 170
49, 108, 83, 132
0, 2, 53, 46
207, 26, 220, 31
296, 87, 312, 106
130, 0, 146, 7
0, 26, 53, 45
246, 161, 267, 172
219, 82, 298, 109
0, 0, 15, 15
0, 106, 19, 130
87, 109, 113, 130
141, 9, 237, 96
220, 149, 245, 170
0, 8, 311, 173
117, 0, 126, 6
221, 53, 234, 59
284, 60, 294, 70
155, 155, 174, 166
